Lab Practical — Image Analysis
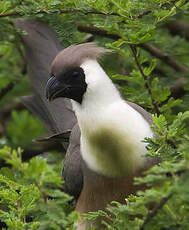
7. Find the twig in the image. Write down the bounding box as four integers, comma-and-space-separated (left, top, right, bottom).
0, 11, 18, 17
0, 82, 15, 101
140, 194, 173, 230
83, 10, 118, 16
130, 45, 160, 115
34, 181, 48, 203
77, 25, 189, 73
77, 24, 120, 39
135, 10, 151, 19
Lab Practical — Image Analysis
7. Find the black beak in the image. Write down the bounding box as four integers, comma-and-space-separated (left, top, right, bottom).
46, 68, 87, 104
46, 76, 68, 101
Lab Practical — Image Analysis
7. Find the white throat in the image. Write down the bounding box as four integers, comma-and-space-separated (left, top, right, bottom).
71, 59, 153, 177
72, 59, 121, 112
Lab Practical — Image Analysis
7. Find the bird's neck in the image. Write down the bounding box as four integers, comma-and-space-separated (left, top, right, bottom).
71, 59, 122, 114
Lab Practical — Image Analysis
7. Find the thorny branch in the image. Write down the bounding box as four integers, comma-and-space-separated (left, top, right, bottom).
140, 194, 173, 230
77, 25, 189, 73
0, 0, 183, 18
130, 45, 160, 115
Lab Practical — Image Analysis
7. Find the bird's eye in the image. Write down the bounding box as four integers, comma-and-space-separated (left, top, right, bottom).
72, 71, 79, 77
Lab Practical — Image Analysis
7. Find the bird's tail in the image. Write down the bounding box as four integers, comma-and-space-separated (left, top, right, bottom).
14, 19, 76, 134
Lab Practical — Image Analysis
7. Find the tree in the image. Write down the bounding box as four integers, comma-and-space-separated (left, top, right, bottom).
0, 0, 189, 229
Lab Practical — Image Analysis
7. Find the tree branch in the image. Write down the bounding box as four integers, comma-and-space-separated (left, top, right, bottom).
140, 194, 173, 230
140, 43, 189, 73
77, 25, 189, 73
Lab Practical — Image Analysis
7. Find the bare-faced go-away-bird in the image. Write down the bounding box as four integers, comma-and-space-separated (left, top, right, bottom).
46, 44, 158, 229
15, 19, 158, 230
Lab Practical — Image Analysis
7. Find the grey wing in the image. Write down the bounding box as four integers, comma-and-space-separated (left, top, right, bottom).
15, 19, 83, 201
62, 124, 83, 200
126, 101, 153, 125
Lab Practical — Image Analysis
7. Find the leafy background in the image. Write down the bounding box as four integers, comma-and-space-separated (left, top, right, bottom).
0, 0, 189, 229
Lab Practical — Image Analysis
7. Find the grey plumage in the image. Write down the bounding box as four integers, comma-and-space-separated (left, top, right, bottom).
15, 19, 76, 133
62, 124, 83, 200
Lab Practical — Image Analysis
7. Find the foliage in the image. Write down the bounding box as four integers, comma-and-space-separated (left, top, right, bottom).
0, 0, 189, 229
6, 110, 46, 148
0, 147, 77, 230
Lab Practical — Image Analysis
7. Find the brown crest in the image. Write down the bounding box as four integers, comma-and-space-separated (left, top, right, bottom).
51, 43, 111, 77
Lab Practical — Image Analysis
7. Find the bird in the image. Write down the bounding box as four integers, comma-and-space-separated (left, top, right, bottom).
15, 19, 157, 230
45, 43, 157, 229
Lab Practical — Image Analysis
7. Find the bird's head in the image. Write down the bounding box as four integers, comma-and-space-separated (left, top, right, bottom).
46, 43, 111, 104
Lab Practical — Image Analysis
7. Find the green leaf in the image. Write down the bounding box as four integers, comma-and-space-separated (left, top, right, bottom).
7, 110, 45, 147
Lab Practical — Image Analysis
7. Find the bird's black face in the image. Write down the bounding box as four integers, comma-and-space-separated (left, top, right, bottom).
46, 67, 87, 104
